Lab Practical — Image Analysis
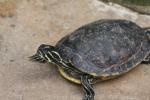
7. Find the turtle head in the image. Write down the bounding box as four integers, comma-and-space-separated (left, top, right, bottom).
29, 44, 62, 64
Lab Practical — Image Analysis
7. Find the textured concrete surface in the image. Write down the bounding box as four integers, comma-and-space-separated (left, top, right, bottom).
0, 0, 150, 100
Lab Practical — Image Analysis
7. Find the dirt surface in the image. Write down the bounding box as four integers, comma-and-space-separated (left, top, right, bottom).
0, 0, 150, 100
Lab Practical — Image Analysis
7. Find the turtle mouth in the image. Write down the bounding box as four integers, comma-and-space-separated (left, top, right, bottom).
29, 53, 45, 63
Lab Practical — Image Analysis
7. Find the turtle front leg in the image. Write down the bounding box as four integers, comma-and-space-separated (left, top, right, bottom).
81, 75, 95, 100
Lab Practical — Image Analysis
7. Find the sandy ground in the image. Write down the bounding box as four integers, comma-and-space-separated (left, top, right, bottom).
0, 0, 150, 100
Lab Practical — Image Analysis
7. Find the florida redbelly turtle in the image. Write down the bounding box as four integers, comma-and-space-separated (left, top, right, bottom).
30, 19, 150, 100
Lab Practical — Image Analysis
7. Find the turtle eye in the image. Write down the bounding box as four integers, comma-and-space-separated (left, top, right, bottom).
50, 51, 62, 62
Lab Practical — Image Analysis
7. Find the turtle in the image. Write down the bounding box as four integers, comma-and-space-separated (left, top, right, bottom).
29, 19, 150, 100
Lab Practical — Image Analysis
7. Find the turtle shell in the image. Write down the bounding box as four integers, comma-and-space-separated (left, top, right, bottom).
56, 20, 150, 76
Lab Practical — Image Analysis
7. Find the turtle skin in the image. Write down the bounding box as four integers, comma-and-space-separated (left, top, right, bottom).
56, 20, 150, 78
